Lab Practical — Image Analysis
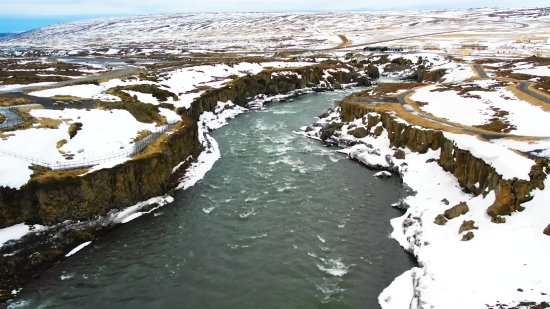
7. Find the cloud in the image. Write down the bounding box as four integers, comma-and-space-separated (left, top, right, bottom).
1, 0, 549, 16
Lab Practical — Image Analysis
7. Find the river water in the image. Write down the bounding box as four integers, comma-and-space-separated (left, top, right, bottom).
8, 90, 415, 309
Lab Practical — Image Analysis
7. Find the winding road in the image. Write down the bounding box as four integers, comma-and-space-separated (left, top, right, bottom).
357, 64, 550, 142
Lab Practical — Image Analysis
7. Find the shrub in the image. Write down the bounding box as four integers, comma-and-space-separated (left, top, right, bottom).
68, 122, 83, 139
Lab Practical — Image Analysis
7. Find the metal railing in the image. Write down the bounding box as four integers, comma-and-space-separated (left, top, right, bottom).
0, 121, 177, 171
0, 117, 23, 129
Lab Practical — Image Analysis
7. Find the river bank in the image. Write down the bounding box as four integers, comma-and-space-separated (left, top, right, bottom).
297, 101, 550, 308
3, 88, 419, 309
0, 63, 368, 303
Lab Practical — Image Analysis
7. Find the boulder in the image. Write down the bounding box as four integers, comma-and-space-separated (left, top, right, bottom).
352, 127, 368, 138
393, 149, 406, 160
461, 231, 474, 241
544, 224, 550, 236
366, 65, 380, 79
458, 220, 478, 234
491, 216, 507, 224
441, 198, 450, 205
333, 82, 343, 90
305, 126, 314, 133
374, 171, 392, 178
444, 202, 469, 220
434, 214, 447, 226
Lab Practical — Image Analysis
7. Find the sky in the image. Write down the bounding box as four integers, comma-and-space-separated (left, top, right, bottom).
1, 0, 549, 32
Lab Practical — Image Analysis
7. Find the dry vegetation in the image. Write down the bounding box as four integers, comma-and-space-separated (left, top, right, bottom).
0, 59, 101, 85
133, 130, 152, 142
96, 101, 165, 125
371, 82, 425, 96
0, 94, 35, 107
0, 113, 5, 124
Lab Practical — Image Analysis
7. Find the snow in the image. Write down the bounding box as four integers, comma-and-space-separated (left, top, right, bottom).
374, 171, 392, 178
444, 132, 534, 180
491, 138, 550, 157
78, 158, 130, 176
410, 82, 550, 136
28, 78, 156, 101
112, 195, 175, 224
158, 107, 181, 123
0, 157, 34, 189
441, 65, 476, 82
0, 223, 45, 248
379, 269, 416, 309
514, 66, 550, 77
65, 241, 92, 257
124, 90, 158, 104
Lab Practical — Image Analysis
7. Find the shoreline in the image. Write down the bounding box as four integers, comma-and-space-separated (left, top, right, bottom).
0, 69, 364, 303
297, 105, 550, 308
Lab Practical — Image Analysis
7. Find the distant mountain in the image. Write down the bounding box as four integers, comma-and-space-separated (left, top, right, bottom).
0, 33, 17, 40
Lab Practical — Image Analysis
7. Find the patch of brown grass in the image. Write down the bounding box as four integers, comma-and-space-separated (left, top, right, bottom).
50, 95, 85, 101
372, 83, 426, 97
29, 165, 90, 184
0, 95, 35, 107
133, 130, 152, 142
507, 84, 550, 113
0, 113, 5, 124
56, 139, 67, 149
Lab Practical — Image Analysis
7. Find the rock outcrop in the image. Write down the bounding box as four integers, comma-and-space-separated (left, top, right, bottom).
0, 118, 202, 228
183, 65, 363, 121
544, 224, 550, 236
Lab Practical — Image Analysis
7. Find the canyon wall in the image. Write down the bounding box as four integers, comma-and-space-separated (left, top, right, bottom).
341, 101, 548, 218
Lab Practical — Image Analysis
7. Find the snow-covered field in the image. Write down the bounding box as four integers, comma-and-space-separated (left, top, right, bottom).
410, 80, 550, 136
298, 107, 550, 309
2, 8, 548, 55
28, 62, 315, 108
0, 108, 159, 188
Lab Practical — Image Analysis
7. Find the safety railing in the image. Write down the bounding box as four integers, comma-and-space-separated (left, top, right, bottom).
0, 121, 177, 171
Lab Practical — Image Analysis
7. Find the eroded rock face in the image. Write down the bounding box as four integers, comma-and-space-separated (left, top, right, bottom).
444, 202, 470, 220
0, 118, 202, 228
459, 220, 478, 234
339, 100, 550, 222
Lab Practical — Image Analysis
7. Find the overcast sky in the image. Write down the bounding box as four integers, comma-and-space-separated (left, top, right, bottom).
1, 0, 548, 32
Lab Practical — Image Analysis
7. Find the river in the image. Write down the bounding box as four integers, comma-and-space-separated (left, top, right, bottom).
7, 89, 415, 309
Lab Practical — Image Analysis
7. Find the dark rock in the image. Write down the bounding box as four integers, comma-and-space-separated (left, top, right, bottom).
426, 158, 438, 163
373, 126, 383, 136
441, 198, 450, 205
393, 149, 406, 160
434, 214, 447, 226
333, 82, 343, 90
444, 202, 469, 220
305, 126, 314, 133
352, 127, 368, 138
458, 220, 478, 234
366, 65, 380, 79
461, 231, 474, 241
544, 224, 550, 236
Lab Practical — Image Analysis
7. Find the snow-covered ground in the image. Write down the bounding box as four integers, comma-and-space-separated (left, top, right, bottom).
0, 108, 159, 188
298, 107, 550, 309
410, 81, 550, 136
28, 62, 315, 109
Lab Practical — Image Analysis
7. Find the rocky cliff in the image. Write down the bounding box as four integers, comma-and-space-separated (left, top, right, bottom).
182, 64, 366, 121
0, 117, 202, 228
340, 100, 549, 219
